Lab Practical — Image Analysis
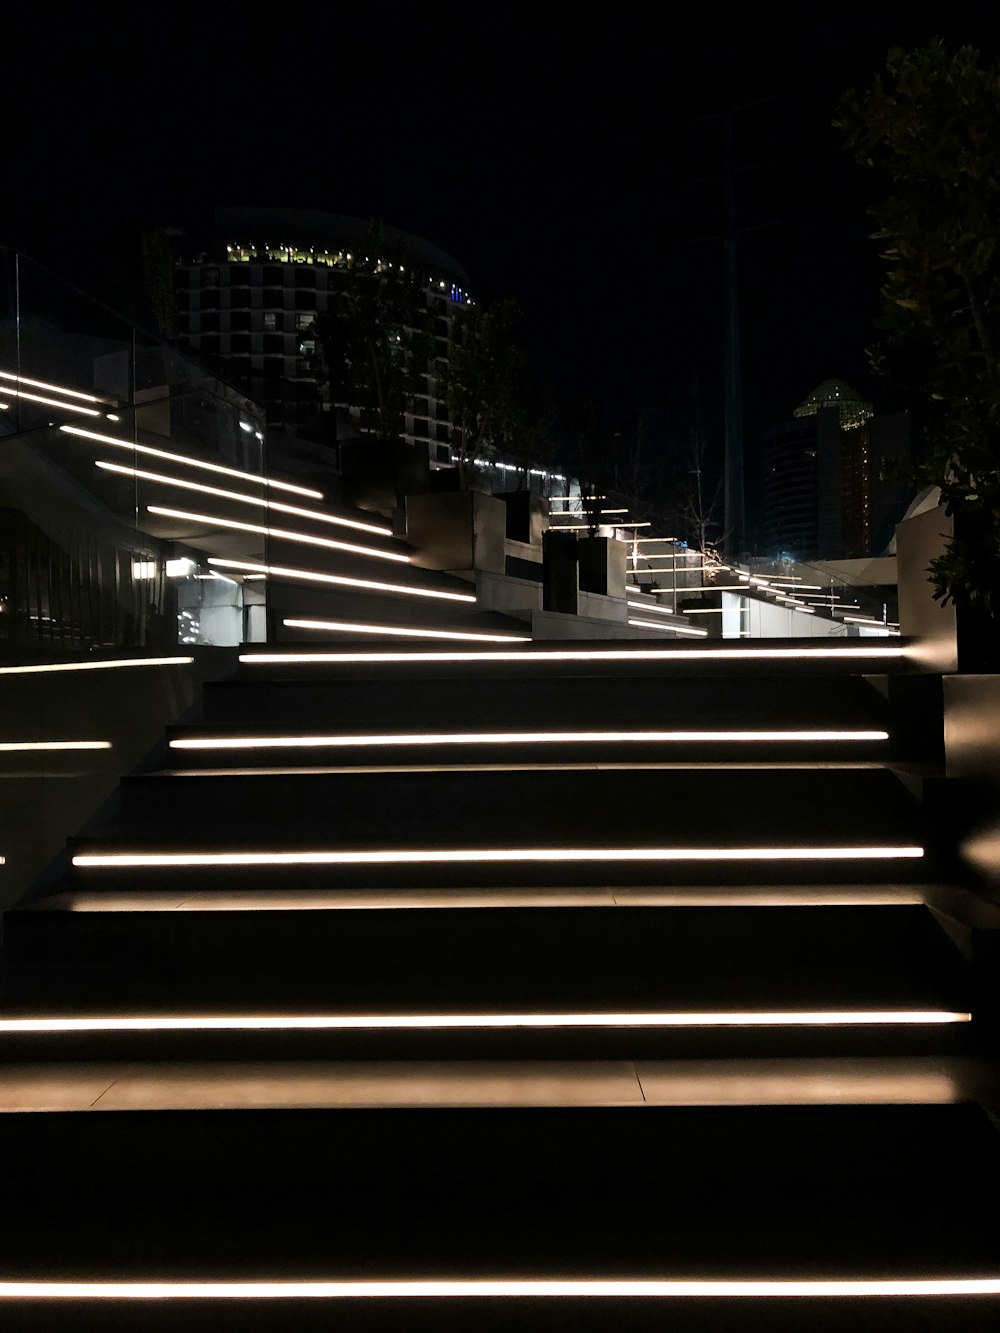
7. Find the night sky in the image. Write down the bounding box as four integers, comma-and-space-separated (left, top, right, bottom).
4, 1, 997, 538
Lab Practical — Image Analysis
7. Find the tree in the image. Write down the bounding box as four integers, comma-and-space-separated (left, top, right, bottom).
837, 39, 1000, 620
312, 222, 433, 444
439, 299, 527, 485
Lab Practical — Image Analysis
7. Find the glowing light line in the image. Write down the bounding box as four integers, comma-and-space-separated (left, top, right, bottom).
238, 645, 908, 664
0, 1277, 998, 1299
60, 425, 329, 504
210, 560, 476, 603
72, 845, 924, 868
0, 741, 111, 752
0, 369, 104, 402
627, 618, 709, 636
0, 657, 193, 676
93, 460, 386, 535
0, 1008, 961, 1034
146, 506, 409, 563
283, 619, 529, 643
0, 386, 101, 417
170, 729, 890, 752
1, 1277, 997, 1299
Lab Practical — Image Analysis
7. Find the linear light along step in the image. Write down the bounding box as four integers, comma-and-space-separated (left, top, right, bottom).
239, 646, 907, 664
94, 460, 381, 535
0, 741, 111, 752
0, 385, 101, 416
146, 506, 409, 563
61, 425, 328, 503
210, 560, 476, 603
283, 619, 530, 643
0, 657, 193, 677
0, 1278, 998, 1299
0, 1010, 968, 1034
169, 729, 890, 751
0, 369, 105, 403
628, 619, 709, 636
71, 846, 924, 867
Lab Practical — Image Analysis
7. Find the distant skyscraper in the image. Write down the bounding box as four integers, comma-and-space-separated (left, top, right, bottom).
763, 379, 913, 561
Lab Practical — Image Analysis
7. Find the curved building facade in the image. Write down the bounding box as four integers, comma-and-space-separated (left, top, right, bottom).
175, 208, 471, 456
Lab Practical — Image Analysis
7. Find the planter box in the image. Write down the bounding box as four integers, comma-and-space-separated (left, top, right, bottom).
405, 490, 506, 573
577, 536, 627, 599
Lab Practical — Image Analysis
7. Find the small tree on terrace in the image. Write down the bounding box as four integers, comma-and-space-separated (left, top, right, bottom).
440, 299, 527, 485
313, 221, 434, 444
837, 40, 1000, 621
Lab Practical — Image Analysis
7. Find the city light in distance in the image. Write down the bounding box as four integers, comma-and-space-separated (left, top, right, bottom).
0, 1007, 960, 1033
209, 559, 476, 603
60, 425, 328, 503
146, 504, 410, 563
0, 657, 193, 676
72, 845, 924, 868
283, 618, 529, 643
92, 459, 382, 533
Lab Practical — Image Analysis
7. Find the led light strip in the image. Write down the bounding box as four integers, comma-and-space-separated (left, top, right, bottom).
0, 741, 110, 752
93, 460, 386, 536
72, 846, 924, 868
169, 728, 891, 751
61, 426, 329, 504
0, 1008, 964, 1033
0, 657, 193, 676
210, 559, 476, 603
238, 645, 908, 664
0, 369, 104, 403
146, 505, 410, 563
0, 386, 101, 417
0, 1277, 997, 1299
627, 618, 709, 636
283, 618, 530, 643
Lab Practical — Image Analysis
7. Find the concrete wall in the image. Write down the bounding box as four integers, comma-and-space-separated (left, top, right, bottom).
0, 648, 238, 909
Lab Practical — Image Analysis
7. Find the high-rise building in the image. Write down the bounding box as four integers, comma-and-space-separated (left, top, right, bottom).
763, 379, 913, 561
174, 208, 471, 462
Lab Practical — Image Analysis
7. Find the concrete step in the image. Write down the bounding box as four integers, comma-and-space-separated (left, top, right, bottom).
0, 1055, 992, 1112
114, 765, 919, 836
199, 671, 894, 730
0, 905, 974, 1060
0, 1105, 998, 1332
230, 637, 920, 683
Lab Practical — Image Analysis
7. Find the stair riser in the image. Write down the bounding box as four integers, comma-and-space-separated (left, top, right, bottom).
201, 675, 889, 726
64, 858, 938, 891
1, 1296, 998, 1333
113, 766, 922, 840
160, 741, 895, 772
1, 906, 969, 1011
0, 1025, 978, 1064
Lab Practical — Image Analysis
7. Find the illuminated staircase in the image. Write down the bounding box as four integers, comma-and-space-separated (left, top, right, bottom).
2, 639, 999, 1329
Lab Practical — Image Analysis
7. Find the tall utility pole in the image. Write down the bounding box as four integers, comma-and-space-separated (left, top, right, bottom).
685, 96, 774, 561
721, 108, 745, 558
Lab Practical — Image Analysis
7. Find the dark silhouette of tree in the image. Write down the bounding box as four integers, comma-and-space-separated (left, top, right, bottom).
439, 299, 528, 485
837, 39, 1000, 619
312, 222, 433, 444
